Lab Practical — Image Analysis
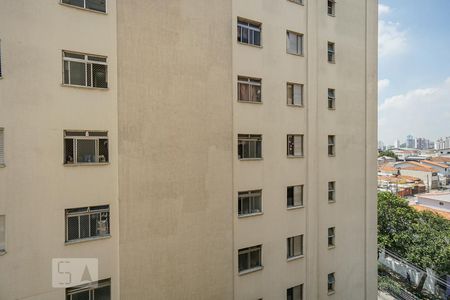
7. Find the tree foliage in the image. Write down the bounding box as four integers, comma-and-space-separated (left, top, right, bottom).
378, 150, 398, 160
378, 192, 450, 276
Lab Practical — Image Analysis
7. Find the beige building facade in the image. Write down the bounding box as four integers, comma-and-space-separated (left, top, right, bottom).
0, 0, 377, 299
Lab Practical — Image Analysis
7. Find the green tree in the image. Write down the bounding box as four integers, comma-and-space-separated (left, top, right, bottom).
378, 150, 398, 160
378, 192, 450, 291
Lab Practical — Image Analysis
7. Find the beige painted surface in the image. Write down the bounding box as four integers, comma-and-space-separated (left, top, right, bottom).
0, 1, 119, 299
117, 1, 234, 299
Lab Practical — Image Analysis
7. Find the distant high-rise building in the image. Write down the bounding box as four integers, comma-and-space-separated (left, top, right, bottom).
415, 138, 431, 150
406, 135, 415, 149
394, 139, 401, 148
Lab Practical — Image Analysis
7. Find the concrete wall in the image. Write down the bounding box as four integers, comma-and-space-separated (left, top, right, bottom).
0, 0, 119, 299
117, 1, 234, 299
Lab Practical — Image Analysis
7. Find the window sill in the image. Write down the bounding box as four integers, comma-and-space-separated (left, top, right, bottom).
287, 155, 304, 159
0, 250, 7, 256
239, 158, 263, 161
237, 42, 263, 49
328, 291, 336, 296
64, 162, 110, 167
328, 245, 336, 250
328, 200, 336, 204
0, 164, 5, 168
287, 255, 304, 262
238, 212, 263, 219
65, 235, 111, 245
237, 100, 263, 104
287, 205, 304, 211
286, 51, 304, 57
59, 3, 107, 14
328, 154, 336, 157
328, 14, 336, 17
61, 84, 109, 91
328, 107, 336, 111
287, 104, 304, 108
328, 61, 336, 64
287, 0, 305, 6
238, 266, 263, 276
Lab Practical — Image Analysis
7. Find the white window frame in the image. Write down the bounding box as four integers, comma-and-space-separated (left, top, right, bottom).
287, 135, 304, 157
287, 31, 304, 56
238, 76, 262, 103
328, 273, 336, 294
328, 181, 336, 202
328, 135, 335, 156
66, 278, 111, 299
0, 215, 5, 254
65, 205, 110, 243
287, 235, 304, 259
238, 134, 262, 160
328, 88, 336, 109
64, 130, 109, 165
287, 83, 304, 106
328, 227, 336, 248
238, 190, 263, 217
287, 284, 304, 300
63, 51, 108, 88
238, 245, 263, 274
60, 0, 107, 13
328, 42, 335, 63
237, 19, 262, 46
0, 128, 4, 167
287, 185, 304, 208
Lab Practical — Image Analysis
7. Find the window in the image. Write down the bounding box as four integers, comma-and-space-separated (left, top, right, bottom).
328, 0, 336, 16
65, 205, 110, 242
328, 135, 335, 156
237, 19, 261, 46
287, 31, 304, 55
66, 278, 111, 300
287, 235, 304, 259
238, 76, 262, 102
328, 273, 336, 294
328, 227, 335, 247
287, 135, 304, 157
287, 284, 304, 300
238, 190, 262, 216
238, 245, 262, 273
0, 128, 4, 166
287, 185, 304, 208
61, 0, 106, 13
287, 83, 303, 106
0, 39, 3, 78
64, 130, 109, 165
63, 51, 108, 88
328, 89, 335, 109
288, 0, 304, 5
327, 42, 335, 63
0, 215, 5, 254
238, 134, 262, 159
328, 181, 336, 202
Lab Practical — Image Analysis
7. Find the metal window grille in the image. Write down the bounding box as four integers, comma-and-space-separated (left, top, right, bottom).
238, 76, 262, 102
328, 42, 335, 63
64, 130, 109, 164
287, 135, 304, 157
328, 273, 336, 293
65, 205, 110, 242
66, 278, 111, 299
287, 31, 303, 55
0, 128, 4, 165
0, 215, 5, 252
287, 185, 303, 207
237, 20, 261, 46
328, 181, 336, 202
238, 245, 262, 272
328, 227, 335, 247
238, 134, 262, 159
287, 284, 304, 300
63, 51, 108, 88
328, 0, 336, 16
287, 83, 303, 106
328, 88, 336, 109
287, 235, 303, 258
238, 190, 262, 216
328, 135, 335, 156
61, 0, 106, 13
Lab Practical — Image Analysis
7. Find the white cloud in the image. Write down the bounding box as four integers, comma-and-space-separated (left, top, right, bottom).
379, 78, 450, 144
379, 20, 407, 57
378, 4, 391, 16
378, 79, 390, 93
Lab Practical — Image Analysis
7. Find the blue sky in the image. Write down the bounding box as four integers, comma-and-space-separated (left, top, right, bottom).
378, 0, 450, 145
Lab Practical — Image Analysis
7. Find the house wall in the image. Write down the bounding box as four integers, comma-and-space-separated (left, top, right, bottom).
399, 170, 438, 190
417, 197, 450, 212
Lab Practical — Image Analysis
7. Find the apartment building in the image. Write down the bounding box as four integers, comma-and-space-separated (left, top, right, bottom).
0, 0, 377, 299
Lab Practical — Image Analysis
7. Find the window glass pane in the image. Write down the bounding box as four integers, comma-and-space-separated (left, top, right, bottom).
77, 139, 96, 163
94, 285, 111, 300
250, 249, 260, 268
293, 85, 302, 105
62, 0, 85, 8
64, 61, 70, 84
0, 216, 5, 251
288, 33, 298, 53
254, 30, 261, 46
242, 199, 250, 215
255, 141, 262, 158
238, 82, 249, 101
65, 138, 74, 164
71, 291, 90, 300
287, 187, 294, 206
67, 216, 79, 241
241, 27, 249, 43
69, 61, 86, 86
294, 186, 302, 206
79, 215, 90, 239
238, 252, 248, 271
293, 285, 302, 300
293, 236, 302, 256
287, 84, 293, 104
90, 213, 99, 237
98, 138, 109, 162
64, 52, 85, 59
92, 63, 107, 88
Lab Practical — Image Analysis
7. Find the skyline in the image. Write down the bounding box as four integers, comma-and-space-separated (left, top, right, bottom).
378, 0, 450, 145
